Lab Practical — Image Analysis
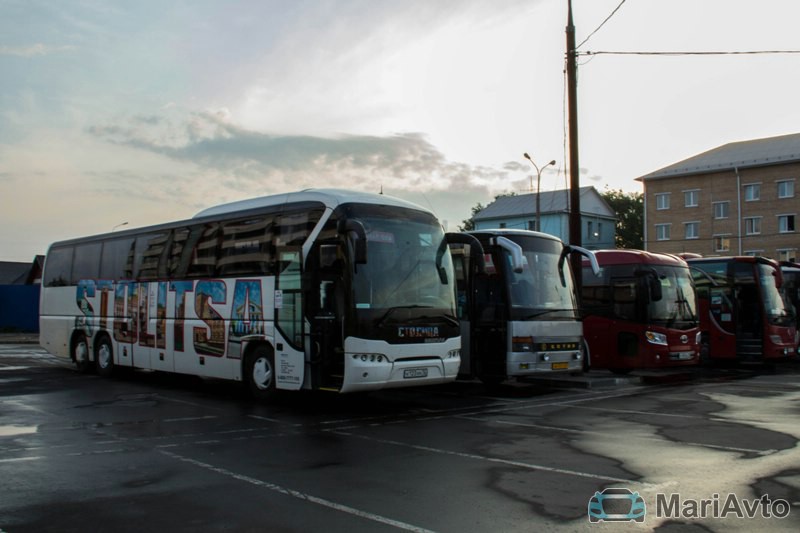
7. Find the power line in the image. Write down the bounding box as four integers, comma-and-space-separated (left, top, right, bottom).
578, 49, 800, 57
575, 0, 627, 50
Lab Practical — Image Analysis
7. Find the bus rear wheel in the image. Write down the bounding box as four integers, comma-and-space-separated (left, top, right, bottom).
245, 345, 277, 401
95, 335, 115, 377
72, 334, 93, 374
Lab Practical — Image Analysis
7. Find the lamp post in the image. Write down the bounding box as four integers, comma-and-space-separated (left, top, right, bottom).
523, 153, 556, 232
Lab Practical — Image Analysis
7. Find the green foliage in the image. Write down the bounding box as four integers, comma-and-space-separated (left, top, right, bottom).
601, 188, 643, 249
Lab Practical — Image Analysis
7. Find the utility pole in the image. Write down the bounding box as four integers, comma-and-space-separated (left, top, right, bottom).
566, 0, 582, 290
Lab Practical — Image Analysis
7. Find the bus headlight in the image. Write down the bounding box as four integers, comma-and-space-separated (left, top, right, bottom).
353, 353, 386, 363
645, 331, 668, 346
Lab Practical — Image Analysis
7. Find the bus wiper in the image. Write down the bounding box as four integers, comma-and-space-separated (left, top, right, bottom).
523, 309, 576, 319
376, 305, 430, 327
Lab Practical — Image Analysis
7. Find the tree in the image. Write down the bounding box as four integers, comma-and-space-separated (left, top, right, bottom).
601, 188, 643, 249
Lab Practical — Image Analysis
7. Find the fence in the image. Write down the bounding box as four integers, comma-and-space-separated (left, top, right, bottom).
0, 285, 40, 332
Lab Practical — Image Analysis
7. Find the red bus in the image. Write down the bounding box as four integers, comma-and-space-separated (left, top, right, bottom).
581, 250, 701, 373
688, 256, 797, 362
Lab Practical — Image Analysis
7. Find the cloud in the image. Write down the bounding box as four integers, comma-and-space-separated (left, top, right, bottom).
87, 109, 517, 194
0, 44, 75, 57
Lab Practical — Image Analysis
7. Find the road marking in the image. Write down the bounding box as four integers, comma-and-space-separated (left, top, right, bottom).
159, 449, 437, 533
0, 456, 43, 463
332, 430, 651, 486
163, 416, 218, 423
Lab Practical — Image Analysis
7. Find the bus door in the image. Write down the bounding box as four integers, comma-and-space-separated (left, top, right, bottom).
472, 251, 507, 381
275, 246, 305, 390
733, 262, 763, 357
309, 242, 346, 390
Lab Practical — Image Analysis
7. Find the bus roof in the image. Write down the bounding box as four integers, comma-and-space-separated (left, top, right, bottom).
194, 188, 428, 218
46, 188, 432, 249
685, 255, 778, 267
588, 249, 689, 267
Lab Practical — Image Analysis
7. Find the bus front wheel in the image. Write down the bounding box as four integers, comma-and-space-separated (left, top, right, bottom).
245, 345, 277, 401
95, 335, 115, 377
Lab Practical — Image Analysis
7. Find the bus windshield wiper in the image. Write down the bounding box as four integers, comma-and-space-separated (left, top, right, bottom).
376, 305, 431, 327
523, 309, 576, 320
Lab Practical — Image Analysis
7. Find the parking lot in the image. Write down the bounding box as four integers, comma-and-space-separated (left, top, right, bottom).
1, 343, 799, 532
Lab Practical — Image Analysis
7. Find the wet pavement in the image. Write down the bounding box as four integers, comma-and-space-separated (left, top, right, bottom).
1, 344, 799, 532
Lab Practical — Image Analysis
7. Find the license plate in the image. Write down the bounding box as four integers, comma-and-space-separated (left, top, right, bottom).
403, 368, 428, 379
551, 362, 569, 370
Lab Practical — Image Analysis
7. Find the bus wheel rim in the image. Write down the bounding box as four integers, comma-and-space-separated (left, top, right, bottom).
98, 344, 111, 368
74, 341, 87, 363
253, 357, 273, 390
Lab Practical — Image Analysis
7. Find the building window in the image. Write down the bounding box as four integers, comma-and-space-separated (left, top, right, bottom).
713, 201, 729, 219
527, 220, 536, 231
684, 190, 699, 207
778, 249, 797, 262
744, 217, 762, 235
744, 183, 760, 201
744, 250, 763, 257
597, 223, 602, 240
655, 224, 670, 241
778, 214, 796, 233
684, 222, 699, 240
714, 235, 731, 252
778, 180, 795, 199
655, 193, 670, 210
499, 222, 507, 229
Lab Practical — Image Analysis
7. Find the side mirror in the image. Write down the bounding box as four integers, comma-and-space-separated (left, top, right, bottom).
494, 236, 524, 273
649, 274, 663, 302
445, 233, 486, 274
337, 219, 367, 265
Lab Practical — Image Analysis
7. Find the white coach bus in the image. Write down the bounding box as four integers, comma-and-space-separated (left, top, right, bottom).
40, 189, 469, 399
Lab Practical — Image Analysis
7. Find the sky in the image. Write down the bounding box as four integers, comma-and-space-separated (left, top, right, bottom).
2, 0, 799, 262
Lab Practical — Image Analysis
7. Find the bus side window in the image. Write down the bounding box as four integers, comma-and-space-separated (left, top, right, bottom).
218, 216, 274, 276
100, 238, 135, 280
187, 223, 220, 279
72, 242, 102, 283
44, 246, 74, 287
135, 232, 170, 281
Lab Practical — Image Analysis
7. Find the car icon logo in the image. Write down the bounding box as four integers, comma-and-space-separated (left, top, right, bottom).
588, 487, 646, 523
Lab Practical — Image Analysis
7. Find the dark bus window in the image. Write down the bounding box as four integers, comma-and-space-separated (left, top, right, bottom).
100, 238, 135, 280
187, 223, 220, 278
135, 232, 169, 281
72, 242, 102, 282
167, 227, 191, 278
219, 216, 274, 276
44, 246, 74, 287
275, 209, 324, 246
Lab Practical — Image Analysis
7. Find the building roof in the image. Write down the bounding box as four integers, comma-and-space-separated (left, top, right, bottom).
473, 186, 615, 221
0, 261, 33, 285
637, 132, 800, 181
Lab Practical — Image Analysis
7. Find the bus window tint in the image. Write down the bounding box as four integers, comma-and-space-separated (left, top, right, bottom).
187, 223, 220, 278
100, 238, 134, 280
136, 232, 169, 280
44, 246, 73, 287
167, 227, 190, 278
219, 216, 273, 276
275, 209, 324, 246
72, 242, 102, 282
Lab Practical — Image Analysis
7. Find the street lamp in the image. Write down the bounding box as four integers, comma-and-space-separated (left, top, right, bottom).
523, 153, 556, 232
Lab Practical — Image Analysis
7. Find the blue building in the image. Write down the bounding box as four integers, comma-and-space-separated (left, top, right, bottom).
472, 186, 616, 250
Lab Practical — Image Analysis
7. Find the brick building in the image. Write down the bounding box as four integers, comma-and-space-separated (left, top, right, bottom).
637, 133, 800, 261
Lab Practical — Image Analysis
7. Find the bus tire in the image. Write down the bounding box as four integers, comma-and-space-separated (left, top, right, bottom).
245, 345, 277, 401
95, 335, 115, 377
71, 333, 93, 374
581, 340, 591, 372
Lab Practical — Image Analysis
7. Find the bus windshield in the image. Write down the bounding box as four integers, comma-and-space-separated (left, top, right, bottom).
347, 206, 456, 320
758, 263, 795, 326
647, 265, 698, 327
502, 236, 577, 321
